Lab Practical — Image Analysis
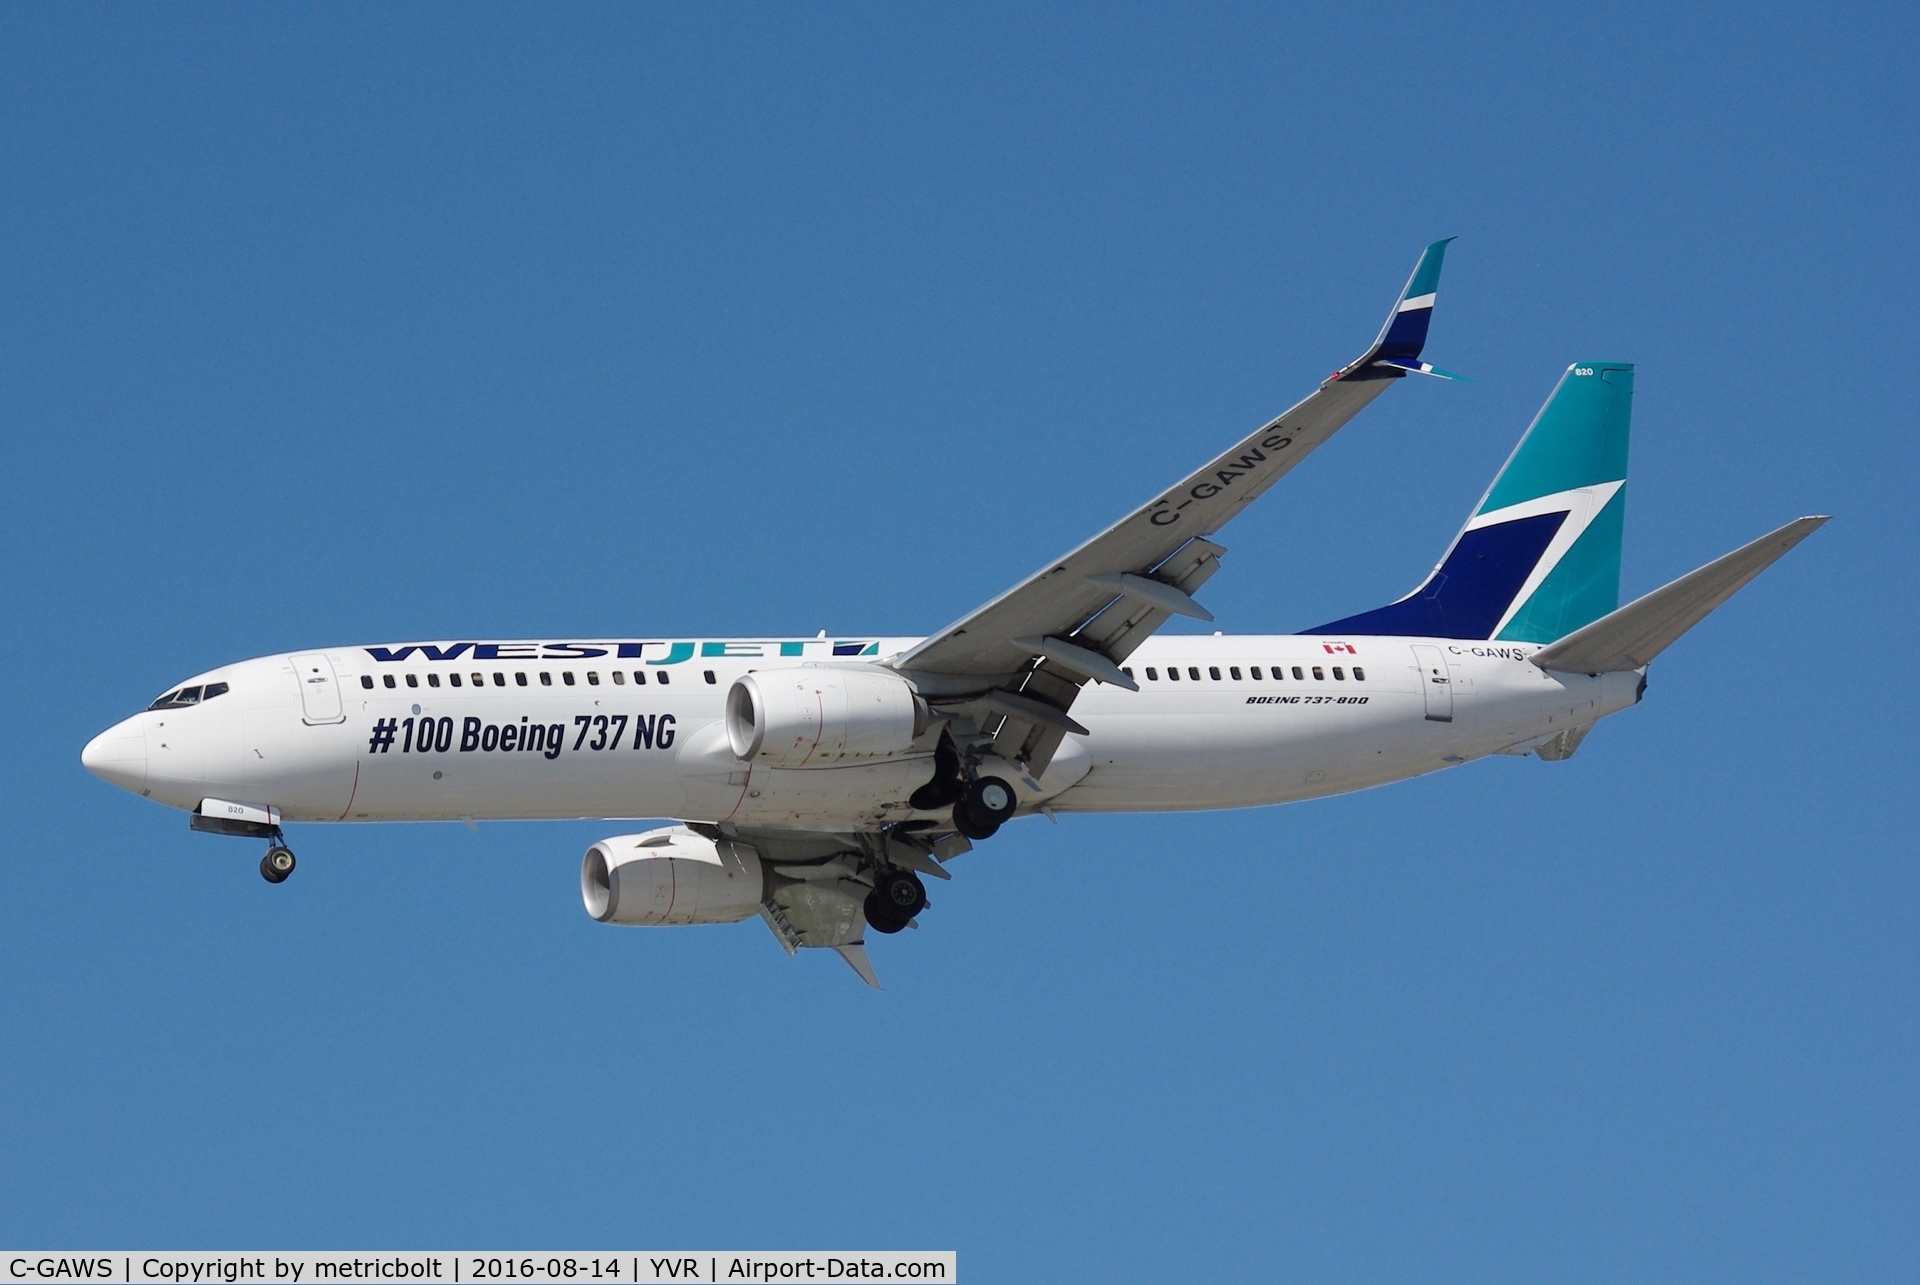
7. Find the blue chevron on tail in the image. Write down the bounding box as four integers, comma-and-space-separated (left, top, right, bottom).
1308, 362, 1633, 641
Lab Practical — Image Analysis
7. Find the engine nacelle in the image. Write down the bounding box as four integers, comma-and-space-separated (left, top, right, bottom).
725, 666, 925, 767
581, 827, 765, 926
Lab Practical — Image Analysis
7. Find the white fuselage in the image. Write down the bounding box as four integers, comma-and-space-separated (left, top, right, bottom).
82, 634, 1642, 831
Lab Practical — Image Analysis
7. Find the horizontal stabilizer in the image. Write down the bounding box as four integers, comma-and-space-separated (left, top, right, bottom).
1531, 516, 1828, 674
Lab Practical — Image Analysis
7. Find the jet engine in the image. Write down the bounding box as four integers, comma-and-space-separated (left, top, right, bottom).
724, 667, 926, 767
581, 826, 766, 925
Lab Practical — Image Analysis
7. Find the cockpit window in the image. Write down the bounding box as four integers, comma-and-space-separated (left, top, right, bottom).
147, 682, 228, 710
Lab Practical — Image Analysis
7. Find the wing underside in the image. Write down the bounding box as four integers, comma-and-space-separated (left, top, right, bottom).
893, 240, 1457, 773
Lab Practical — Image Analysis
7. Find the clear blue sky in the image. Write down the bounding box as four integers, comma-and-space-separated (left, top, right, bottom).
2, 4, 1914, 1278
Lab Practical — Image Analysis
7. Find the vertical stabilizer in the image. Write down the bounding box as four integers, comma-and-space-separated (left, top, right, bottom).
1309, 363, 1633, 641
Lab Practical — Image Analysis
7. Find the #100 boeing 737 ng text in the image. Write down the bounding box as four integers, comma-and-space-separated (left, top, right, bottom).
83, 242, 1826, 985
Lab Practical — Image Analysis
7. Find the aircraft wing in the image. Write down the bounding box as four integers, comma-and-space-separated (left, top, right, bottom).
892, 240, 1456, 773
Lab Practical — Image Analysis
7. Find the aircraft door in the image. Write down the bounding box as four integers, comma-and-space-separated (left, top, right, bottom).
1410, 644, 1453, 723
291, 652, 347, 725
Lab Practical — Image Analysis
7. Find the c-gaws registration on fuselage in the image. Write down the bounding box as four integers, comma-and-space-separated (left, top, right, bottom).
83, 241, 1827, 985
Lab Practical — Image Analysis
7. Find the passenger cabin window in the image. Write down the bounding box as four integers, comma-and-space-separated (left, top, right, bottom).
383, 675, 396, 689
1167, 667, 1180, 680
1250, 667, 1263, 680
1188, 667, 1201, 681
632, 671, 645, 684
1209, 666, 1221, 681
359, 676, 374, 690
515, 672, 528, 687
586, 672, 599, 686
1145, 667, 1158, 680
563, 672, 576, 686
1333, 666, 1346, 680
539, 672, 552, 686
428, 673, 441, 688
1121, 668, 1134, 680
1354, 667, 1366, 681
704, 670, 717, 684
450, 673, 462, 687
1230, 667, 1242, 680
611, 672, 625, 685
657, 671, 671, 685
405, 673, 418, 688
1292, 666, 1305, 680
492, 673, 506, 686
1312, 666, 1325, 680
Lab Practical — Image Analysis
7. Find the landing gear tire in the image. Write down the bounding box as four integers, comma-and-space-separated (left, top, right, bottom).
953, 775, 1016, 839
864, 868, 927, 934
966, 776, 1017, 825
260, 846, 296, 884
952, 799, 999, 841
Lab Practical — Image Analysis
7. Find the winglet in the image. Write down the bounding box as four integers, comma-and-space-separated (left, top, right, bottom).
834, 942, 882, 989
1334, 238, 1457, 382
1371, 355, 1467, 381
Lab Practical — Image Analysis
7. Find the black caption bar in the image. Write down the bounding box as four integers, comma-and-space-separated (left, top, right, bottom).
1, 1255, 955, 1285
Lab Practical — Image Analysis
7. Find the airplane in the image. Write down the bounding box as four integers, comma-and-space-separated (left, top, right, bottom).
81, 242, 1826, 986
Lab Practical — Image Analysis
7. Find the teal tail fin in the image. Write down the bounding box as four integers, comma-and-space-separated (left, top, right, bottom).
1310, 363, 1633, 641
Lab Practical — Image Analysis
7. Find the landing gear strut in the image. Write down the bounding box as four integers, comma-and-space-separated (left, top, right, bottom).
260, 833, 296, 884
864, 868, 926, 934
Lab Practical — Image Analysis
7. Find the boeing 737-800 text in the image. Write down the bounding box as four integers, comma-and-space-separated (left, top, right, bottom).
82, 242, 1825, 984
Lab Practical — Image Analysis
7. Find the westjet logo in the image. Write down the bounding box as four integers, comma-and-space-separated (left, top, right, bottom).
362, 640, 881, 665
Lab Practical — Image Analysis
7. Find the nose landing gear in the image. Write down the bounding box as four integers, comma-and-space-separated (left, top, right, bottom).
188, 802, 297, 883
260, 843, 297, 884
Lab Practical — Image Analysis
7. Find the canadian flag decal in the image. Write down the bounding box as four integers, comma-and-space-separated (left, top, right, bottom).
1323, 642, 1357, 654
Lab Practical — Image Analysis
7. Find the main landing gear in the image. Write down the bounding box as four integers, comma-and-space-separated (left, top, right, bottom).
864, 868, 927, 935
952, 775, 1017, 841
910, 733, 1021, 841
260, 832, 296, 884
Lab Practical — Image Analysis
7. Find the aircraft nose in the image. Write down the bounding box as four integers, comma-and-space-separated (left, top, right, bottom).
82, 715, 148, 793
